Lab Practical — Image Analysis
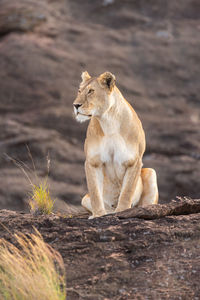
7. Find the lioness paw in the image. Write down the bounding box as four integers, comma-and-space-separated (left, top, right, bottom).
88, 210, 107, 219
114, 206, 129, 213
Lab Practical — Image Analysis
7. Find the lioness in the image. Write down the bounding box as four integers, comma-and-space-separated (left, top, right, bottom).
73, 71, 158, 219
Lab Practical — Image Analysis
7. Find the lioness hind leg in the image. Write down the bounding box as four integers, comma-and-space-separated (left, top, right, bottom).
138, 168, 158, 206
81, 194, 92, 213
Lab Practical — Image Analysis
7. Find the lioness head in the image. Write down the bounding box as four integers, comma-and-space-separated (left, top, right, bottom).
73, 71, 116, 122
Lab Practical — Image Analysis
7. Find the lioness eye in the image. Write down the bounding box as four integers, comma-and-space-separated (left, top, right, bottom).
88, 89, 94, 94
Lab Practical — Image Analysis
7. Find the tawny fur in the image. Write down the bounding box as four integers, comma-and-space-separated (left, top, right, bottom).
73, 71, 158, 219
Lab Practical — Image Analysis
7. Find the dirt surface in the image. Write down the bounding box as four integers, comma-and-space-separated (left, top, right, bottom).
0, 198, 200, 299
0, 0, 200, 211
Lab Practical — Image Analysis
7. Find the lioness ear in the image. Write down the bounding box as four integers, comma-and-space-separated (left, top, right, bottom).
81, 71, 91, 83
99, 72, 116, 91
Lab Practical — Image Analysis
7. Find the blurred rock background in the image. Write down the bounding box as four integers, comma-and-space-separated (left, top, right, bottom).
0, 0, 199, 212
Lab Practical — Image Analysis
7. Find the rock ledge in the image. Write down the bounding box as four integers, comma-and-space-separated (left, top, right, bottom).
0, 198, 200, 299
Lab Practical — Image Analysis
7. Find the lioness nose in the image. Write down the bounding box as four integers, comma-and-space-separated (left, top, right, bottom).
74, 104, 82, 110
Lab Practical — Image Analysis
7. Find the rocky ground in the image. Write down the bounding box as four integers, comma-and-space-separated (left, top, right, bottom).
0, 198, 200, 299
0, 0, 199, 212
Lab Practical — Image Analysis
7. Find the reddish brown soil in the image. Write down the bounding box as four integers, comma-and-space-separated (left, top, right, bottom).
0, 0, 199, 212
0, 198, 200, 299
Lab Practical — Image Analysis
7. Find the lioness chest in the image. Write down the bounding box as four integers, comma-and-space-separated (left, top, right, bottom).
99, 134, 134, 182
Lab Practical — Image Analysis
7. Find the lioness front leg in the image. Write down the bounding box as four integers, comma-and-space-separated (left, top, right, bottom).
115, 158, 142, 213
85, 160, 106, 218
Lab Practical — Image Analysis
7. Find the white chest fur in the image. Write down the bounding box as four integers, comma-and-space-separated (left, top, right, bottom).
100, 134, 133, 164
99, 133, 134, 208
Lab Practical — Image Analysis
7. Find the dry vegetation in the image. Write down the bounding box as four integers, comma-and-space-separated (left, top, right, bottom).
0, 229, 66, 300
29, 181, 55, 215
5, 150, 55, 215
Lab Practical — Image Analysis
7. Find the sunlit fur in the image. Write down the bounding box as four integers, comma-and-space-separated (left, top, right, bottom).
73, 71, 158, 219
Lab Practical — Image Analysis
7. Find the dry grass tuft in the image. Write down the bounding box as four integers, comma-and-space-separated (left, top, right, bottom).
29, 181, 54, 215
0, 230, 66, 300
4, 148, 55, 215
